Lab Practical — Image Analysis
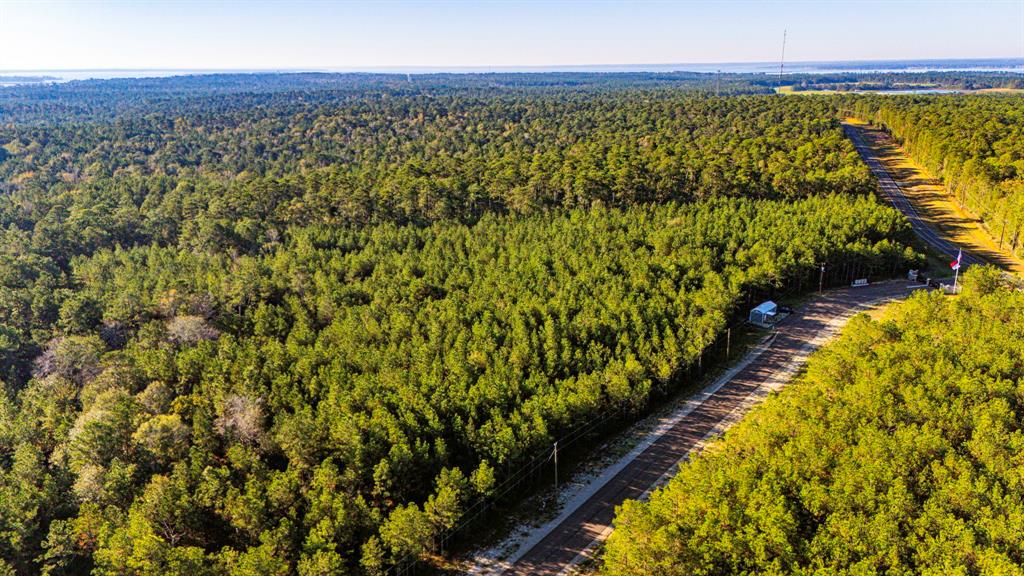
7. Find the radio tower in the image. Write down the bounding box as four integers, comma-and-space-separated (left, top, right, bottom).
778, 29, 787, 83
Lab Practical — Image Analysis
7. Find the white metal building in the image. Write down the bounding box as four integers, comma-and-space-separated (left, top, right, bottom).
749, 301, 778, 327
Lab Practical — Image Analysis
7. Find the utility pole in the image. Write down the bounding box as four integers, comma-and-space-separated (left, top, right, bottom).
553, 441, 559, 494
726, 327, 731, 359
819, 264, 825, 293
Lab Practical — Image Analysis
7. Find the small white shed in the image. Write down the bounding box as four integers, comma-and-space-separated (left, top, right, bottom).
749, 301, 778, 327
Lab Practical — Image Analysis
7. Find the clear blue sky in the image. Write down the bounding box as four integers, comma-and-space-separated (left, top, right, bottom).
0, 0, 1021, 70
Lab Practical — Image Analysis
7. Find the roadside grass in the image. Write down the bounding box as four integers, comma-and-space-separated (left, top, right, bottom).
846, 120, 1024, 276
921, 246, 956, 279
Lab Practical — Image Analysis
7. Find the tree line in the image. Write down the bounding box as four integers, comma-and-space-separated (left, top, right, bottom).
0, 72, 771, 125
782, 70, 1024, 93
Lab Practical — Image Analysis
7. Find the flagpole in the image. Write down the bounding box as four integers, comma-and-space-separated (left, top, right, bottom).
952, 248, 961, 293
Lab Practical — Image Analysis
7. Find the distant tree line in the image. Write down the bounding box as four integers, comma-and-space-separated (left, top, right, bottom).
777, 71, 1024, 92
0, 72, 772, 124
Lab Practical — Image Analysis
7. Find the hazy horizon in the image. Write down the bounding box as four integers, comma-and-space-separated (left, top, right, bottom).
1, 0, 1021, 71
3, 55, 1024, 72
3, 57, 1023, 86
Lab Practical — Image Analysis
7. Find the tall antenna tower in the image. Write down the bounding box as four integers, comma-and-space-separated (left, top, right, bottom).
716, 69, 721, 96
778, 29, 787, 83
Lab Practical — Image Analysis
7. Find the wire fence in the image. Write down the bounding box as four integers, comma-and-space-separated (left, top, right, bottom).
386, 255, 911, 575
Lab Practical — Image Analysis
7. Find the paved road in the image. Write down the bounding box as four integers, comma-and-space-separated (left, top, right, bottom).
843, 123, 985, 269
496, 281, 916, 575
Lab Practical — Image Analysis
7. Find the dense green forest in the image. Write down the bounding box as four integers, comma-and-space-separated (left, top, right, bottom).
603, 266, 1024, 576
1, 198, 917, 575
0, 74, 921, 575
0, 84, 877, 384
0, 72, 770, 124
848, 95, 1024, 256
0, 91, 871, 236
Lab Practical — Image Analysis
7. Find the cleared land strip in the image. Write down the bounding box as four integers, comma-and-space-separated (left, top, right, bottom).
843, 120, 1024, 275
474, 281, 917, 576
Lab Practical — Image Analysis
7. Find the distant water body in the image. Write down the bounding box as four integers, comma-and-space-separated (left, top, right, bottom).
2, 59, 1023, 85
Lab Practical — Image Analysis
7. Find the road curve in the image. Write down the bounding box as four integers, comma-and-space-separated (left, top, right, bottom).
493, 281, 917, 575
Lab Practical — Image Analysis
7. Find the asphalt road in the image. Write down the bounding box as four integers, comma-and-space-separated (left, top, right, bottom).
843, 123, 985, 269
497, 281, 917, 575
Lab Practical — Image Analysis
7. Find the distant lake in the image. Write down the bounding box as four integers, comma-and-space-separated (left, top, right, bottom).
0, 69, 303, 85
